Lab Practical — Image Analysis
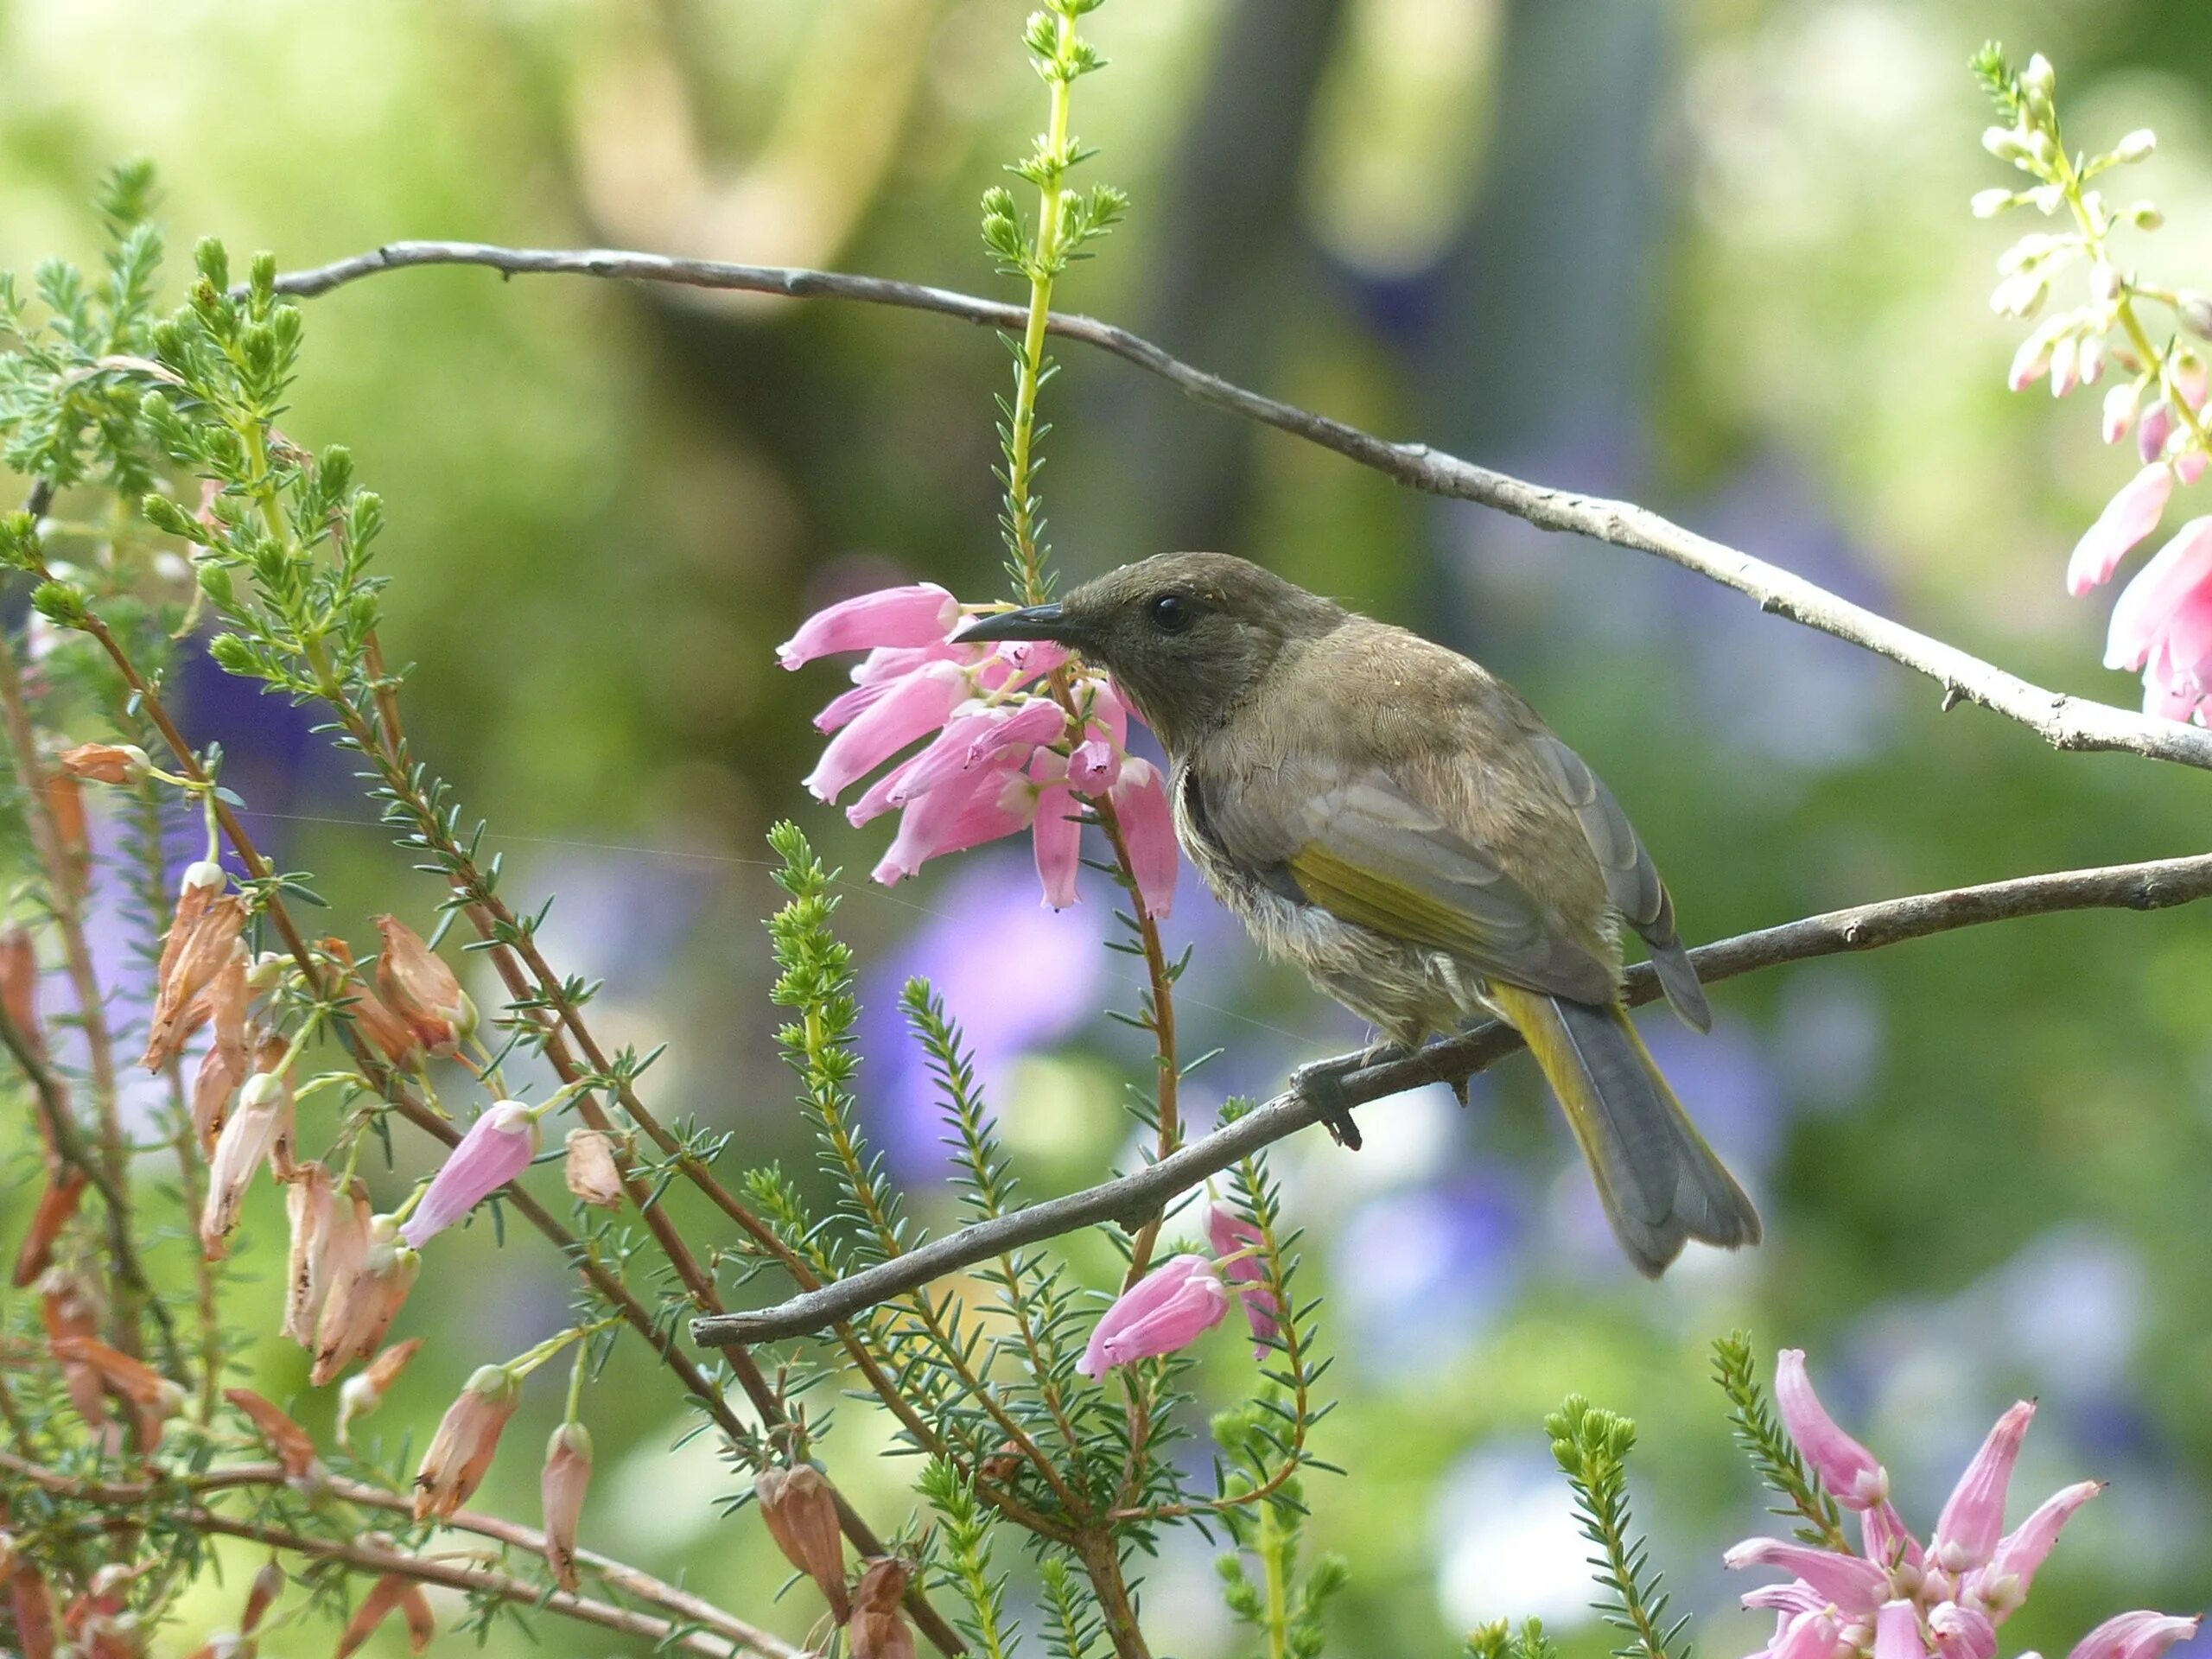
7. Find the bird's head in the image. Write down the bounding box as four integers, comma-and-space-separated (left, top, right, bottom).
953, 552, 1345, 752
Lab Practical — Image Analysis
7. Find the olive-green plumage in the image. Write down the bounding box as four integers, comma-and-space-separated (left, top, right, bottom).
954, 552, 1760, 1276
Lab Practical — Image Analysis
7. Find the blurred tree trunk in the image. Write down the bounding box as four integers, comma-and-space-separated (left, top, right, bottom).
1103, 0, 1347, 563
1414, 0, 1668, 658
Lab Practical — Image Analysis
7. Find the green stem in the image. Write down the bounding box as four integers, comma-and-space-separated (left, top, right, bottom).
1002, 13, 1077, 604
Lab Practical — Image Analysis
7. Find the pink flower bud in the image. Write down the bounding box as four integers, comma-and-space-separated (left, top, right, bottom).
1775, 1350, 1888, 1510
0, 925, 38, 1061
850, 1558, 917, 1659
2140, 401, 2177, 466
1931, 1602, 1998, 1659
338, 1337, 423, 1442
321, 936, 423, 1066
1033, 782, 1084, 909
1931, 1401, 2036, 1573
541, 1421, 594, 1592
805, 661, 969, 804
2103, 383, 2140, 445
563, 1128, 626, 1209
1773, 1609, 1845, 1659
335, 1573, 435, 1657
1974, 1482, 2103, 1616
1875, 1601, 1930, 1659
144, 884, 245, 1071
312, 1214, 419, 1386
2068, 1613, 2202, 1659
200, 1071, 287, 1262
414, 1362, 522, 1522
58, 741, 149, 785
779, 584, 961, 670
2069, 465, 2175, 595
756, 1464, 850, 1622
2180, 450, 2208, 486
374, 915, 476, 1057
1206, 1205, 1284, 1355
1723, 1537, 1888, 1616
1077, 1254, 1230, 1376
401, 1102, 539, 1249
1107, 758, 1179, 919
10, 1169, 86, 1291
226, 1388, 325, 1493
283, 1161, 338, 1345
1067, 736, 1122, 795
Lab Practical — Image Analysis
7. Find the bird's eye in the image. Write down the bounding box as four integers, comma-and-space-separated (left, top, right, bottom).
1149, 593, 1194, 634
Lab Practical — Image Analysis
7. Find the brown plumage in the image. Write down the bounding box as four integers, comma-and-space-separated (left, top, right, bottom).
955, 553, 1759, 1276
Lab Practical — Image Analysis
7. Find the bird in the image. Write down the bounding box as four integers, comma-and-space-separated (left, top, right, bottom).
954, 551, 1760, 1277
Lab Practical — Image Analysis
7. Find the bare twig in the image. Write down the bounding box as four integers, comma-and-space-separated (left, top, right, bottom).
696, 851, 2212, 1345
264, 240, 2212, 772
0, 1451, 797, 1657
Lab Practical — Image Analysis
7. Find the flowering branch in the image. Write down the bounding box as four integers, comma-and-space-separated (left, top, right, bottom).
260, 238, 2212, 772
697, 848, 2212, 1344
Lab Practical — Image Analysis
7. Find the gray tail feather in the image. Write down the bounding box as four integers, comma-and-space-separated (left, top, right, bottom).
1647, 935, 1713, 1033
1548, 995, 1760, 1277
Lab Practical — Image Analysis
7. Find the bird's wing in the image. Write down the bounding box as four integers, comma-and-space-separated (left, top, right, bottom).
1204, 757, 1619, 1005
1529, 734, 1712, 1031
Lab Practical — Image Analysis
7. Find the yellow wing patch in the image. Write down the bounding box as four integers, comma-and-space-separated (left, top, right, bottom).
1287, 841, 1496, 958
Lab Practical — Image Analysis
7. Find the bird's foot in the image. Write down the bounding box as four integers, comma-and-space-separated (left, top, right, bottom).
1289, 1052, 1381, 1150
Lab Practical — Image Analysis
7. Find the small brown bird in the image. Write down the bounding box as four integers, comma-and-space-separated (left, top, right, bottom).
957, 552, 1760, 1276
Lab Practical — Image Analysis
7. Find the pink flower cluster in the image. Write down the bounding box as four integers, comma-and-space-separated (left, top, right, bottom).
2056, 358, 2212, 721
779, 582, 1177, 915
1730, 1350, 2197, 1659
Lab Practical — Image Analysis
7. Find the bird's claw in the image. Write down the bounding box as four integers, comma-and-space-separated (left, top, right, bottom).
1289, 1056, 1364, 1151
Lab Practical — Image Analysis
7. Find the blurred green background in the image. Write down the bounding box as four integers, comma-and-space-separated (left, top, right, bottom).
8, 0, 2212, 1655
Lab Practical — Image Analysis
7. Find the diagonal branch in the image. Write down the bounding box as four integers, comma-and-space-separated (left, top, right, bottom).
695, 850, 2212, 1345
264, 240, 2212, 772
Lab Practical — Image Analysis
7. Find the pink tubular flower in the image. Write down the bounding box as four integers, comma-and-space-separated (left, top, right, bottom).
1874, 1602, 1929, 1659
401, 1102, 538, 1249
2069, 464, 2176, 595
781, 585, 1179, 910
2106, 517, 2212, 723
1973, 1480, 2101, 1613
778, 583, 961, 670
2069, 1614, 2203, 1659
1733, 1351, 2192, 1659
312, 1214, 419, 1386
1930, 1402, 2035, 1573
1206, 1205, 1283, 1355
1076, 1254, 1230, 1376
200, 1072, 288, 1262
541, 1421, 594, 1592
1107, 758, 1178, 918
413, 1363, 522, 1522
1777, 1350, 1888, 1510
1725, 1537, 1888, 1616
1033, 781, 1084, 909
1929, 1602, 1997, 1659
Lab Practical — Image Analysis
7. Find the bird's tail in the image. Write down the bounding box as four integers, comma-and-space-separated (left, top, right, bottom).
1486, 983, 1762, 1277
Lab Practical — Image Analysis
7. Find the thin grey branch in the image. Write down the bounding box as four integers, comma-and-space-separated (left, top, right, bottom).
266, 239, 2212, 772
695, 852, 2212, 1345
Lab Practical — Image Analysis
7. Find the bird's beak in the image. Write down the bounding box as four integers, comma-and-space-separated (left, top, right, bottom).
950, 602, 1076, 645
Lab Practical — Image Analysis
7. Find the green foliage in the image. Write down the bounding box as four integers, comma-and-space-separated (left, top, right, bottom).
923, 1459, 1023, 1659
1971, 41, 2025, 124
1712, 1332, 1849, 1551
1469, 1618, 1562, 1659
1547, 1396, 1682, 1659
